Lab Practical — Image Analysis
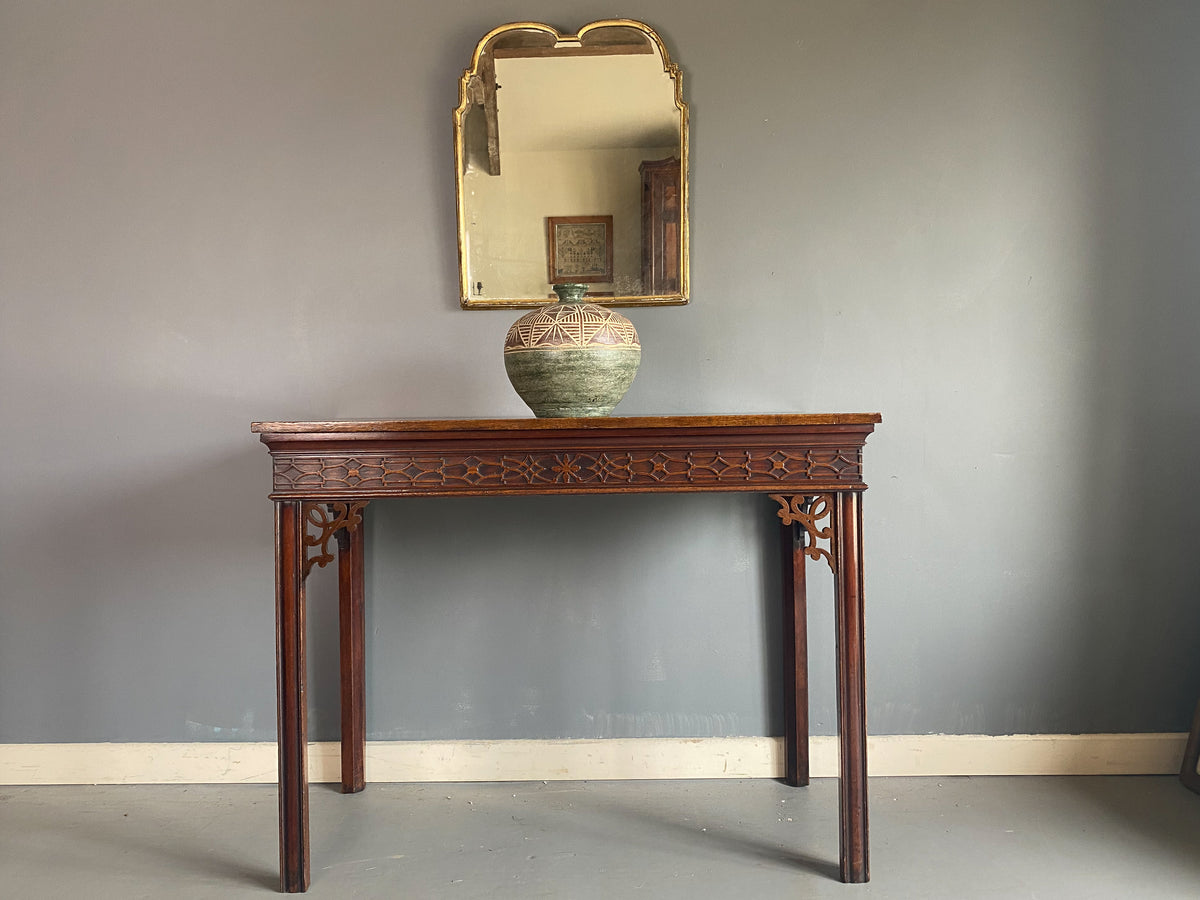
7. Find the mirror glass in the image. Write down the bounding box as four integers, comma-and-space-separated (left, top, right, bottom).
455, 20, 688, 308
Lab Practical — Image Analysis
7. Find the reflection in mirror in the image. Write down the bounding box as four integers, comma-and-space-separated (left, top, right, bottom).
455, 21, 688, 308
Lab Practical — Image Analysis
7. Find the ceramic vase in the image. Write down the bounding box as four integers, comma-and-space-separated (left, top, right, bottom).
504, 283, 641, 417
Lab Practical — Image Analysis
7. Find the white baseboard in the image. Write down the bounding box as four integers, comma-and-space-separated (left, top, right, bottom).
0, 733, 1186, 786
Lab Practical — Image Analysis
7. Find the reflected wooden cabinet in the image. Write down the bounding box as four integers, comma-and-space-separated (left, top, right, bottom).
640, 156, 681, 295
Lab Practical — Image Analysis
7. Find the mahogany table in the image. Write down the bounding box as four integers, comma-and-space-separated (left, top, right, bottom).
253, 414, 881, 892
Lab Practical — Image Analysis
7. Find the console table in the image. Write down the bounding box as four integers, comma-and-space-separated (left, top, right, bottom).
252, 414, 881, 892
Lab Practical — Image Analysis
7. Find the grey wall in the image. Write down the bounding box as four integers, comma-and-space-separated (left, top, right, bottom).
2, 0, 1198, 744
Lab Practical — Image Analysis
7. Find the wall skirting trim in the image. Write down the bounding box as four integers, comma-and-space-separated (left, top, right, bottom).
0, 733, 1186, 785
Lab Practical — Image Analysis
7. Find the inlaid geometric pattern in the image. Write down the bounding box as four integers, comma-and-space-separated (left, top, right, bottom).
272, 447, 863, 495
505, 302, 640, 351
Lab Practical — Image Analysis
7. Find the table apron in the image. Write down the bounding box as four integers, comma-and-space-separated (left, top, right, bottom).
266, 445, 868, 498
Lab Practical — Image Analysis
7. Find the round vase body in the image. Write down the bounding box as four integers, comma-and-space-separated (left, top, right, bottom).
504, 284, 641, 417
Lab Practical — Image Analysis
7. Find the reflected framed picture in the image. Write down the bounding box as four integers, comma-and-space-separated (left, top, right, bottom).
1182, 698, 1200, 794
547, 215, 613, 284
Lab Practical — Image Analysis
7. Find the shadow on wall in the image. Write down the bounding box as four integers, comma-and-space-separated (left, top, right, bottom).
316, 491, 796, 743
0, 438, 276, 743
0, 345, 528, 745
1070, 3, 1200, 735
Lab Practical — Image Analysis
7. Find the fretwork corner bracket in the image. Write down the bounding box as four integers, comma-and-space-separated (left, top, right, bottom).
301, 500, 368, 578
771, 493, 836, 574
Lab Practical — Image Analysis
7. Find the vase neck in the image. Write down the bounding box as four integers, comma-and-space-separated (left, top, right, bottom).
552, 283, 588, 304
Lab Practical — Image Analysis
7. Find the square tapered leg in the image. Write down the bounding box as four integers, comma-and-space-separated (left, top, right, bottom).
336, 518, 367, 793
780, 517, 810, 787
834, 491, 869, 883
275, 500, 310, 892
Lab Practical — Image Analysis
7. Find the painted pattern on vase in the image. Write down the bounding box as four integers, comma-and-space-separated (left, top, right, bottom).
504, 284, 641, 418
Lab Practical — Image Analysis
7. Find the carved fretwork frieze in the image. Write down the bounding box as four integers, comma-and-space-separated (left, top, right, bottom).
301, 500, 368, 578
273, 447, 863, 495
771, 493, 836, 574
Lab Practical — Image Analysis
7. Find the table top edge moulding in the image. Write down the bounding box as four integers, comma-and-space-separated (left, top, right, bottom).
251, 413, 882, 434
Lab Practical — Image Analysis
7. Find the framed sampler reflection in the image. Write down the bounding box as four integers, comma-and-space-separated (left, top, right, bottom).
547, 215, 613, 284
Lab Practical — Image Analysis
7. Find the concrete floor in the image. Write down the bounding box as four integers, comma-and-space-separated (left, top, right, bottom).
2, 777, 1198, 898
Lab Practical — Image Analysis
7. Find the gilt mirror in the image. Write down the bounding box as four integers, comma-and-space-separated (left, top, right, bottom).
454, 20, 689, 309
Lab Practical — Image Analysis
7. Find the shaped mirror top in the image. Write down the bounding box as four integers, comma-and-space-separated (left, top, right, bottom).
454, 20, 689, 308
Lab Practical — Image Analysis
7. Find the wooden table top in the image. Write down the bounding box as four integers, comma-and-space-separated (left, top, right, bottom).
252, 414, 882, 435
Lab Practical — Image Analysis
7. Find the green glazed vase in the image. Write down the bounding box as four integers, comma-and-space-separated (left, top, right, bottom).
504, 283, 641, 417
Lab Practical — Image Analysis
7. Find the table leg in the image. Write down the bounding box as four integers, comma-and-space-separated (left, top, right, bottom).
780, 517, 810, 787
834, 491, 869, 883
275, 500, 310, 892
336, 516, 367, 793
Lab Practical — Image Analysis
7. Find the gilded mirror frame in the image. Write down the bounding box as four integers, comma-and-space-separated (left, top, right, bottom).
454, 19, 689, 309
